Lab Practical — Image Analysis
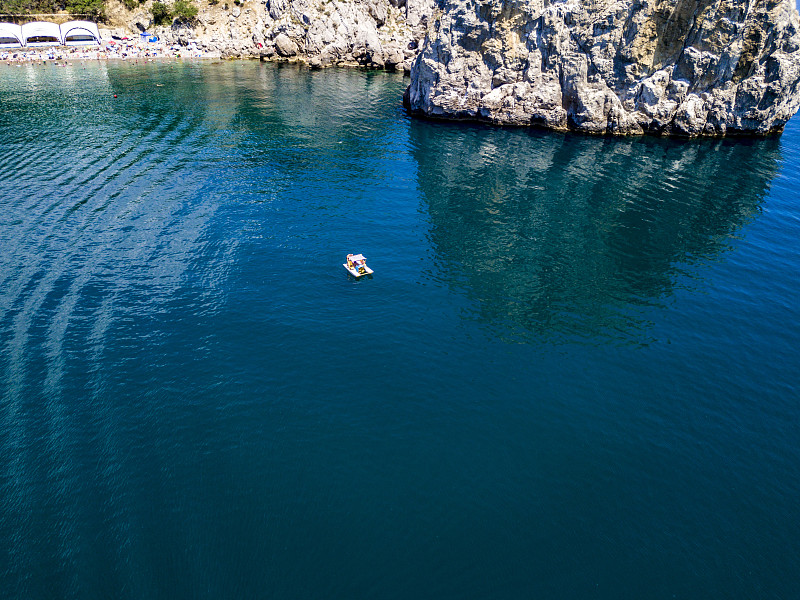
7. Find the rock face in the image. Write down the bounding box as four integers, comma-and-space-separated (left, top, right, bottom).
108, 0, 435, 71
405, 0, 800, 136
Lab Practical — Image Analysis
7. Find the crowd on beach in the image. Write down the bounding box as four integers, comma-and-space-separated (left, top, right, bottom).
1, 39, 220, 65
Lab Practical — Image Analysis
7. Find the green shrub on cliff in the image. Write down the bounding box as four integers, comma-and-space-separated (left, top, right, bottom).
151, 0, 197, 26
66, 0, 104, 19
151, 1, 171, 25
172, 0, 198, 21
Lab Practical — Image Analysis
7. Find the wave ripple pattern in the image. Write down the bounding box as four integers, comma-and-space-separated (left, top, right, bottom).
1, 61, 799, 600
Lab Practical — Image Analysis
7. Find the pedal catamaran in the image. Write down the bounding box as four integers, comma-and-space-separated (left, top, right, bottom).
343, 253, 373, 277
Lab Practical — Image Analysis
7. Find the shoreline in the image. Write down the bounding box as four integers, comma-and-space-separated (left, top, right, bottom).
1, 39, 220, 65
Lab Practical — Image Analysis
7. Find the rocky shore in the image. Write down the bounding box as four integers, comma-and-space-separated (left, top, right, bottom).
104, 0, 800, 136
107, 0, 434, 71
1, 39, 218, 64
405, 0, 800, 136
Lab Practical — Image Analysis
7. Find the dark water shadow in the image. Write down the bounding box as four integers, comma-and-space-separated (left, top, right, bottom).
410, 121, 782, 345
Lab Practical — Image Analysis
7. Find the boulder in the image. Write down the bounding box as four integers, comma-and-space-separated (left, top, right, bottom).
274, 33, 298, 57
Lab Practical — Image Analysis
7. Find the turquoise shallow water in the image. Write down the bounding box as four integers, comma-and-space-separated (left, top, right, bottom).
1, 60, 799, 599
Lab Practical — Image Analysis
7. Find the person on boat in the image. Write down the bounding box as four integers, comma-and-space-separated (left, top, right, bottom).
346, 254, 354, 268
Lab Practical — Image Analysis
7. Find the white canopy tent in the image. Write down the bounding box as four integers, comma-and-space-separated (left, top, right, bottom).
21, 21, 62, 46
0, 23, 24, 48
60, 21, 100, 45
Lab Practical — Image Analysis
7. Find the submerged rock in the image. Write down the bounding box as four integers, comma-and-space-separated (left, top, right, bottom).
405, 0, 800, 136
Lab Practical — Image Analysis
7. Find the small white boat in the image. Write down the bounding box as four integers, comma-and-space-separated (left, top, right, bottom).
343, 253, 373, 277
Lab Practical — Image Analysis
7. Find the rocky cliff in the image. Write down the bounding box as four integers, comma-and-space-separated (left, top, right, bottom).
107, 0, 434, 70
405, 0, 800, 136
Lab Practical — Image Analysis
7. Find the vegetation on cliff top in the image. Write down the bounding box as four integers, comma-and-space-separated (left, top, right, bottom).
0, 0, 104, 19
151, 0, 197, 25
0, 0, 198, 24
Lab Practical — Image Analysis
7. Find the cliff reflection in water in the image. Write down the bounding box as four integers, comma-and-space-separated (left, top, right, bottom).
411, 123, 782, 343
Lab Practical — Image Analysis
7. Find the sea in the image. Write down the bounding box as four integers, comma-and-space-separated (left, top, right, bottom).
0, 60, 798, 599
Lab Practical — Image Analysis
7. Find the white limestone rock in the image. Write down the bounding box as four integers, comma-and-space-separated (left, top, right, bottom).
405, 0, 800, 136
274, 32, 298, 56
134, 0, 428, 69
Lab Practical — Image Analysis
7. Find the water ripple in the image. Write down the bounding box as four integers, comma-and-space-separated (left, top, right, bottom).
1, 61, 799, 600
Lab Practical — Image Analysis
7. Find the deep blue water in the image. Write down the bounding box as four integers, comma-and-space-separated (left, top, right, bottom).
1, 60, 799, 599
